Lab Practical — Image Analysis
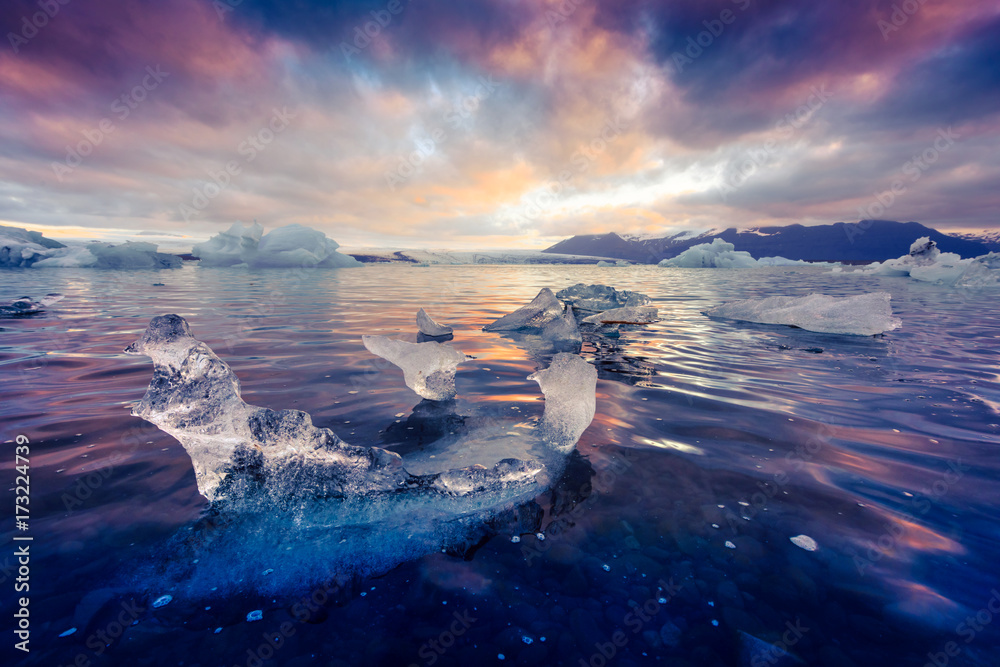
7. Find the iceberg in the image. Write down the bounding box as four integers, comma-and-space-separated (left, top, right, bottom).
659, 238, 826, 268
416, 308, 453, 336
704, 292, 902, 336
41, 241, 183, 269
0, 224, 66, 267
581, 306, 659, 325
957, 252, 1000, 287
190, 221, 262, 267
483, 287, 566, 332
361, 335, 470, 401
850, 237, 996, 286
251, 224, 361, 268
555, 284, 650, 312
192, 223, 362, 268
125, 315, 596, 506
0, 222, 181, 269
0, 293, 64, 316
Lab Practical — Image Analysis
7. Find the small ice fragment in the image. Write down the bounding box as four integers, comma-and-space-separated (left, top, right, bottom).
416, 308, 453, 336
214, 627, 222, 634
602, 564, 611, 572
362, 336, 470, 401
59, 628, 77, 637
247, 610, 263, 622
483, 288, 564, 332
521, 635, 534, 644
790, 534, 818, 551
152, 594, 172, 608
725, 540, 736, 549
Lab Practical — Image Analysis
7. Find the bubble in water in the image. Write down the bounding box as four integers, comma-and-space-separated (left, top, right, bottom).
152, 595, 172, 609
246, 610, 263, 622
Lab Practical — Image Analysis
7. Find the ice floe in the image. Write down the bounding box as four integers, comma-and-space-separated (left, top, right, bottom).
704, 292, 902, 336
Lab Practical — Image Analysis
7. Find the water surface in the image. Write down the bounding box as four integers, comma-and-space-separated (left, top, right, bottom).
1, 264, 998, 666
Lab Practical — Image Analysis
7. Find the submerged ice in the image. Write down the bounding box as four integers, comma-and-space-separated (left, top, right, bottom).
0, 293, 64, 316
704, 292, 902, 336
362, 335, 469, 401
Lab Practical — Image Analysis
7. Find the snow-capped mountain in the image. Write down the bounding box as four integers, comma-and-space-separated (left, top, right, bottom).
543, 220, 993, 263
951, 230, 1000, 252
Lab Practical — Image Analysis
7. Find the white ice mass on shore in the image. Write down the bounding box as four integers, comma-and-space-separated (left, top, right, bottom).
192, 222, 362, 268
845, 237, 1000, 286
704, 292, 902, 335
659, 238, 829, 268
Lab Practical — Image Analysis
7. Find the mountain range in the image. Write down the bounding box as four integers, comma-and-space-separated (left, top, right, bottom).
543, 220, 994, 263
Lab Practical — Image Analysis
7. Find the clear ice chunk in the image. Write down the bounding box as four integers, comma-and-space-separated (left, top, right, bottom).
704, 292, 902, 336
555, 284, 650, 312
483, 288, 565, 332
125, 315, 561, 505
416, 308, 454, 336
581, 306, 659, 324
528, 353, 597, 452
362, 335, 470, 401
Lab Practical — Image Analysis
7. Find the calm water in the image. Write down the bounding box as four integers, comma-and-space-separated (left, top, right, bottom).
1, 263, 998, 667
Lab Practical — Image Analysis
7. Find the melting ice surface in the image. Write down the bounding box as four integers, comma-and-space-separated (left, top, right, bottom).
704, 292, 903, 335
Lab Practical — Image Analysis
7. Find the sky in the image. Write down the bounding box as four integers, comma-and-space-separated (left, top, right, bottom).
1, 0, 998, 250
